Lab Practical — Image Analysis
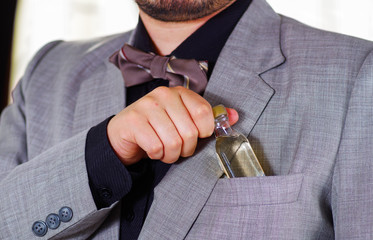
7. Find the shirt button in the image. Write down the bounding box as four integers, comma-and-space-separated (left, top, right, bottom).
59, 206, 73, 222
32, 220, 48, 237
46, 213, 61, 229
99, 187, 113, 199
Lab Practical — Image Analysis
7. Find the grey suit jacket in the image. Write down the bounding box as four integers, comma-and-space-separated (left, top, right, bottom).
1, 0, 373, 239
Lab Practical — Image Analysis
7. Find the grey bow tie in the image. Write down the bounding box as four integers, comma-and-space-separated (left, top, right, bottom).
109, 44, 208, 94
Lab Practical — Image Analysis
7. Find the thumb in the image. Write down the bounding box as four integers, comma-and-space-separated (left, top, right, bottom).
226, 108, 239, 126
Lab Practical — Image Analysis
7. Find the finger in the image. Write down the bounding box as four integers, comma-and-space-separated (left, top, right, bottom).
226, 107, 239, 126
177, 87, 214, 138
132, 120, 164, 161
145, 105, 182, 164
122, 111, 165, 161
163, 95, 199, 158
108, 111, 164, 165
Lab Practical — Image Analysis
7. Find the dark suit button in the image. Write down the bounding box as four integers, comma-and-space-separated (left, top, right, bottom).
32, 221, 48, 237
59, 206, 73, 222
46, 213, 60, 229
99, 187, 113, 199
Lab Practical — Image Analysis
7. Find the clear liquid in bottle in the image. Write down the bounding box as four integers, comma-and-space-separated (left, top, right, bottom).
213, 105, 265, 178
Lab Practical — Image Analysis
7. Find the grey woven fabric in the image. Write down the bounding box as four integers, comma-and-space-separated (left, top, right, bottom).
1, 0, 373, 239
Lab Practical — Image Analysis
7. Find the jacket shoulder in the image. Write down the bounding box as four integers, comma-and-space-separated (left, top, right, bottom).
280, 15, 373, 51
20, 31, 132, 93
279, 15, 373, 75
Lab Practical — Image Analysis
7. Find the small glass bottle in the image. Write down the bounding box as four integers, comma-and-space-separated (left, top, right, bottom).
213, 105, 265, 178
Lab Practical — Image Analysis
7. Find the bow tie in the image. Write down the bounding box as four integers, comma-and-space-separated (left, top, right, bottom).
109, 44, 208, 94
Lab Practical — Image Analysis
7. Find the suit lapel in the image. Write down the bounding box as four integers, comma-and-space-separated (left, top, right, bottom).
72, 33, 132, 133
139, 0, 285, 239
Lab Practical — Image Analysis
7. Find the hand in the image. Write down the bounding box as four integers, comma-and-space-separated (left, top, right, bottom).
107, 86, 239, 166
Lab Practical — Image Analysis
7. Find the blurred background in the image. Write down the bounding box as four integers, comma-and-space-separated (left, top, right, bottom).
2, 0, 373, 112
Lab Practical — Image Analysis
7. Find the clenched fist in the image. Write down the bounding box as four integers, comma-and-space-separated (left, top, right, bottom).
107, 86, 238, 165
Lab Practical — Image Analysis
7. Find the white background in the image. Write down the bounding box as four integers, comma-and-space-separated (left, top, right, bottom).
10, 0, 373, 94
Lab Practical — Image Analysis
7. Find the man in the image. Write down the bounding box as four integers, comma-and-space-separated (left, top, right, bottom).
1, 0, 372, 239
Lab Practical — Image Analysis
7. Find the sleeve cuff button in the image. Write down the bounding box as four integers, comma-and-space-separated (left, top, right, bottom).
32, 220, 48, 237
46, 213, 61, 229
59, 206, 73, 222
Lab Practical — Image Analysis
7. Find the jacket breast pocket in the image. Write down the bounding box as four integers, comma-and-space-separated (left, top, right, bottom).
187, 174, 306, 239
206, 173, 303, 206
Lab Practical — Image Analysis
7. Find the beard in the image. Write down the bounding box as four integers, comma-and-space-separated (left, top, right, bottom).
135, 0, 235, 22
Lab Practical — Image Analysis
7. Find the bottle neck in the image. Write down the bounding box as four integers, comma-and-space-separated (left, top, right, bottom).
214, 114, 233, 138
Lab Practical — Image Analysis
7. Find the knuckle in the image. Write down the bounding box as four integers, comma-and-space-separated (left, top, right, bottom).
148, 143, 163, 159
183, 128, 198, 142
199, 132, 211, 138
199, 122, 214, 138
123, 109, 141, 126
181, 150, 195, 158
139, 95, 158, 108
168, 137, 182, 151
173, 85, 186, 91
181, 144, 196, 157
199, 126, 214, 138
161, 157, 176, 164
193, 104, 212, 118
152, 86, 172, 98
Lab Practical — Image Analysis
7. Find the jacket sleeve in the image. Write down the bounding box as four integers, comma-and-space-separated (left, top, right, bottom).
332, 49, 373, 239
0, 42, 117, 239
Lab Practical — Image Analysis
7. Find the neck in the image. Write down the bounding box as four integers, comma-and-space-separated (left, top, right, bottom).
139, 2, 236, 56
